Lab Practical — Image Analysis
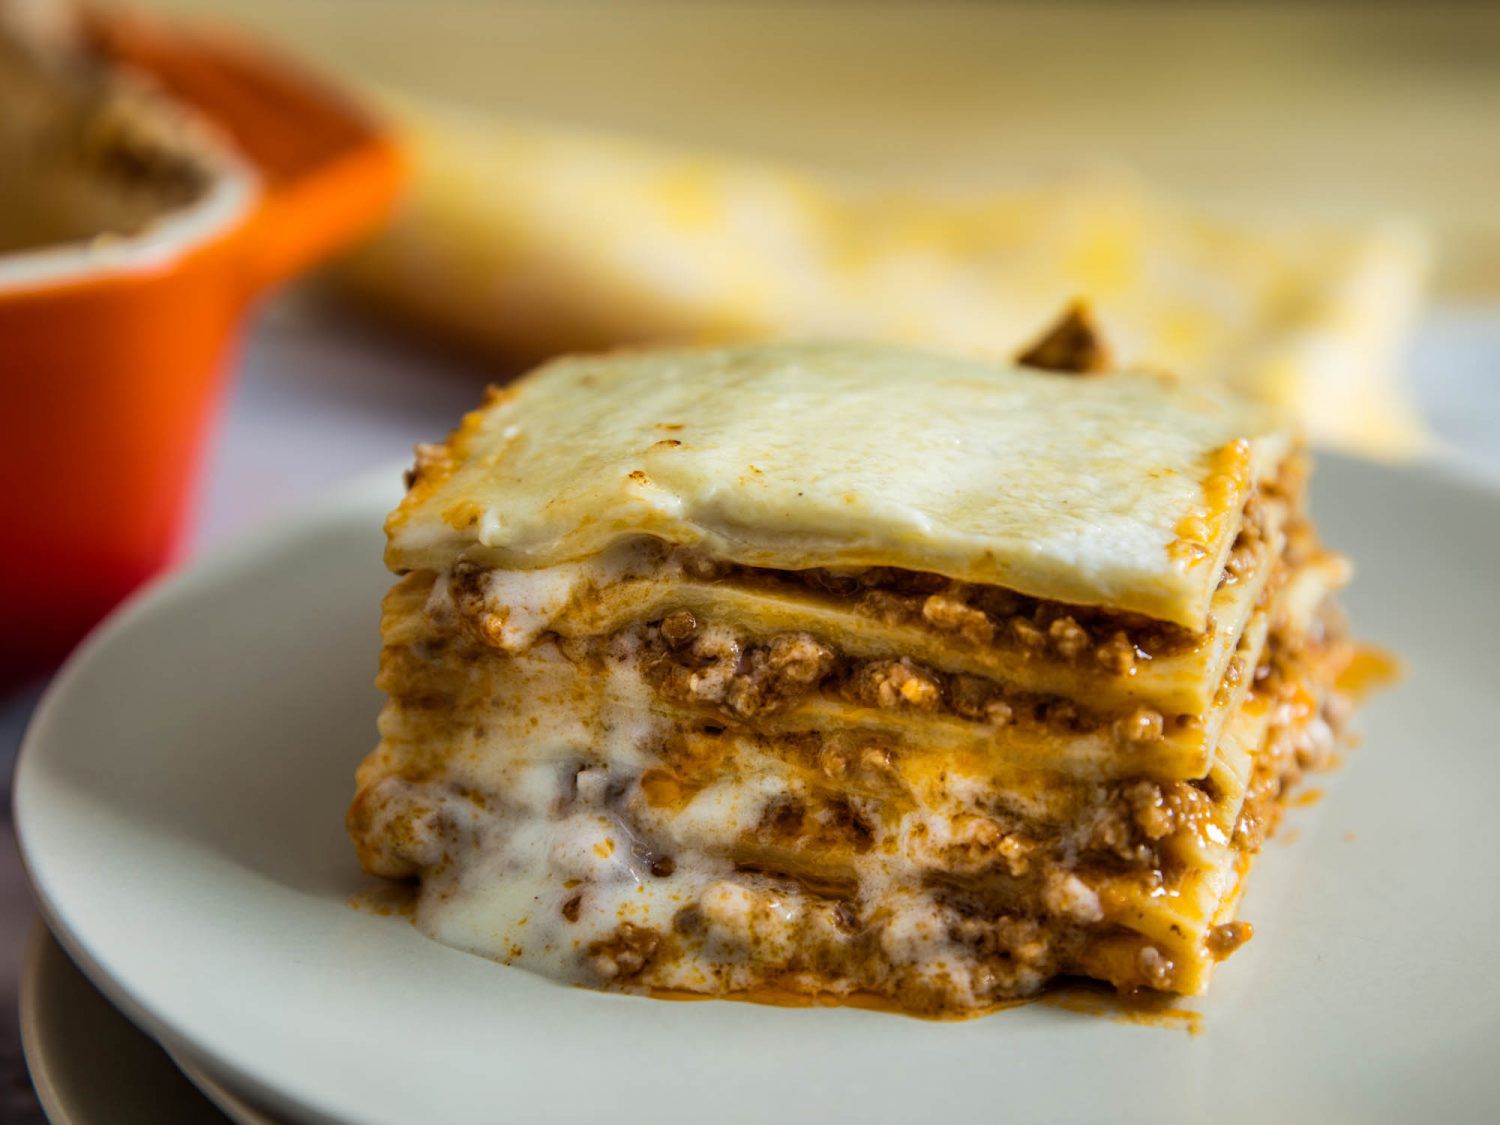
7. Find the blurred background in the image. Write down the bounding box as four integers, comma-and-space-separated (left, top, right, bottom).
140, 0, 1500, 294
3, 1, 1498, 1117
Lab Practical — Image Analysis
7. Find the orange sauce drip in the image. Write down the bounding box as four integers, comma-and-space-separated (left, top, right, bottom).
639, 768, 689, 809
1336, 645, 1401, 698
441, 499, 485, 531
1169, 438, 1252, 566
1040, 983, 1204, 1035
645, 985, 1028, 1021
646, 983, 1203, 1032
347, 882, 418, 918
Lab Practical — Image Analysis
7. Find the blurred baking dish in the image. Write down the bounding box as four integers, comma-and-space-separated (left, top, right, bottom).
0, 2, 399, 681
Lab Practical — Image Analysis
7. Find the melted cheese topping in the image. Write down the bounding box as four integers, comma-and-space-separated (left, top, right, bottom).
387, 343, 1289, 629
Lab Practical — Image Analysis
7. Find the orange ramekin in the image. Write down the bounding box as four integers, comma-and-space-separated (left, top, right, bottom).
0, 11, 401, 682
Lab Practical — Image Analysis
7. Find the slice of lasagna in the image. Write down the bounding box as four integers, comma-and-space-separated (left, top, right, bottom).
349, 325, 1368, 1015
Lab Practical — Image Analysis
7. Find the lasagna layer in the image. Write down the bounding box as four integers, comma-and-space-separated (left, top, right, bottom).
502, 486, 1289, 718
385, 343, 1291, 630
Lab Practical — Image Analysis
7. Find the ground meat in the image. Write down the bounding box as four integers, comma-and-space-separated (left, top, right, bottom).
679, 553, 726, 581
817, 744, 850, 779
754, 794, 876, 857
921, 592, 996, 644
1124, 780, 1209, 841
847, 658, 942, 711
1010, 616, 1047, 652
646, 627, 838, 717
969, 585, 1025, 619
1137, 945, 1175, 989
724, 633, 836, 717
1042, 871, 1104, 923
856, 589, 913, 627
1232, 631, 1347, 851
821, 796, 876, 853
1222, 499, 1266, 585
812, 738, 897, 780
1095, 631, 1138, 675
994, 833, 1034, 878
948, 674, 1014, 726
1114, 705, 1166, 744
1014, 301, 1114, 374
663, 624, 741, 703
659, 609, 698, 646
585, 923, 661, 979
937, 814, 1008, 874
1047, 615, 1090, 659
949, 914, 1059, 996
1206, 920, 1254, 960
1233, 747, 1296, 852
1086, 779, 1211, 863
1086, 801, 1153, 865
447, 562, 507, 648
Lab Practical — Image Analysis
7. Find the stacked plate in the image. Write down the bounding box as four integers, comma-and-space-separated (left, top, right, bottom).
20, 926, 274, 1123
16, 460, 1500, 1124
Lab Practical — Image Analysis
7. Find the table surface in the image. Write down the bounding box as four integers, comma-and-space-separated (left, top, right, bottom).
4, 298, 1499, 1117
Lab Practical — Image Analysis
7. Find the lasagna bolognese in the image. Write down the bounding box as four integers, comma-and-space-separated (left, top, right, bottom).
349, 319, 1368, 1014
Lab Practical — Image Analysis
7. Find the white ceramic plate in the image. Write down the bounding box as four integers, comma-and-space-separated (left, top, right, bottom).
16, 456, 1500, 1125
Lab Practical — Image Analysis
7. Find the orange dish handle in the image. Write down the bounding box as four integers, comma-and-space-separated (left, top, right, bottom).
83, 7, 403, 294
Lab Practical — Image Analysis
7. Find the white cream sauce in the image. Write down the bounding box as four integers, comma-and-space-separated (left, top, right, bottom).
370, 646, 993, 1000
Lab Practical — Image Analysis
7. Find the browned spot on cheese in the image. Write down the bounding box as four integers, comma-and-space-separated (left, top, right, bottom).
1206, 920, 1253, 961
1041, 983, 1204, 1035
1015, 301, 1113, 375
1336, 646, 1401, 698
442, 499, 484, 530
640, 769, 687, 809
1169, 438, 1252, 566
346, 882, 418, 918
